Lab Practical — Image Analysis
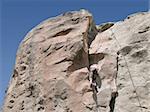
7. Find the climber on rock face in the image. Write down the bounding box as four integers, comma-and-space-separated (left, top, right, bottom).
89, 64, 101, 93
89, 64, 102, 111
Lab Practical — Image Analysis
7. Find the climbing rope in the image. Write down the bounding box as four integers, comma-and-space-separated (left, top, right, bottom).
110, 29, 143, 112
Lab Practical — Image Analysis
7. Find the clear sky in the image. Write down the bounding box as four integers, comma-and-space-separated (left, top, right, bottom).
0, 0, 149, 108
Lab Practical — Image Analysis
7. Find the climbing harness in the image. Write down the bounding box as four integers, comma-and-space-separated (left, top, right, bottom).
111, 29, 143, 112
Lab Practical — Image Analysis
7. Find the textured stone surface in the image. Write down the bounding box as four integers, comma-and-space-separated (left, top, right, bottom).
3, 10, 98, 112
90, 12, 150, 112
2, 10, 150, 112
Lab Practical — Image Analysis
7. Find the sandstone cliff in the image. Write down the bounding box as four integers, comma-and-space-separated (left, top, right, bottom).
2, 10, 150, 112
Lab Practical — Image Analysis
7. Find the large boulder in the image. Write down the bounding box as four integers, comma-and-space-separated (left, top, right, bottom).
2, 10, 150, 112
3, 10, 98, 112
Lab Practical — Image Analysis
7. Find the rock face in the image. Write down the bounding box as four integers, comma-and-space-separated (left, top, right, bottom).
2, 10, 150, 112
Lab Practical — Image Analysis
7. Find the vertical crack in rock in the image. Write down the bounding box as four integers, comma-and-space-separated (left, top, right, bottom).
109, 53, 119, 112
67, 14, 98, 73
84, 15, 102, 112
109, 92, 118, 112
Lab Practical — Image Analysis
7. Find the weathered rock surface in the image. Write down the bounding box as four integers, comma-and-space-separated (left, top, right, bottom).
90, 12, 150, 112
2, 10, 150, 112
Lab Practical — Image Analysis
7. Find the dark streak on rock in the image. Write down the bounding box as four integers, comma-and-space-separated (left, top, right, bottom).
109, 92, 118, 112
52, 28, 73, 37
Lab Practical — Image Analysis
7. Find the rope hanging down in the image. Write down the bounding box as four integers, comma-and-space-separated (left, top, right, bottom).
110, 29, 143, 112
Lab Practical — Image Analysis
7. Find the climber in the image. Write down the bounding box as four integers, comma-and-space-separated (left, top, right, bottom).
89, 64, 101, 93
89, 64, 101, 112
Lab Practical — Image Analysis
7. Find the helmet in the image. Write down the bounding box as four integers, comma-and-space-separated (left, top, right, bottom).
90, 64, 98, 72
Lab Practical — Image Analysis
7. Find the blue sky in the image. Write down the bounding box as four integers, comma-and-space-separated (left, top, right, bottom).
0, 0, 149, 108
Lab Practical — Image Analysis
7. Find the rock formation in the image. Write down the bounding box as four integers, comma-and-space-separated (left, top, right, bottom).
2, 10, 150, 112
